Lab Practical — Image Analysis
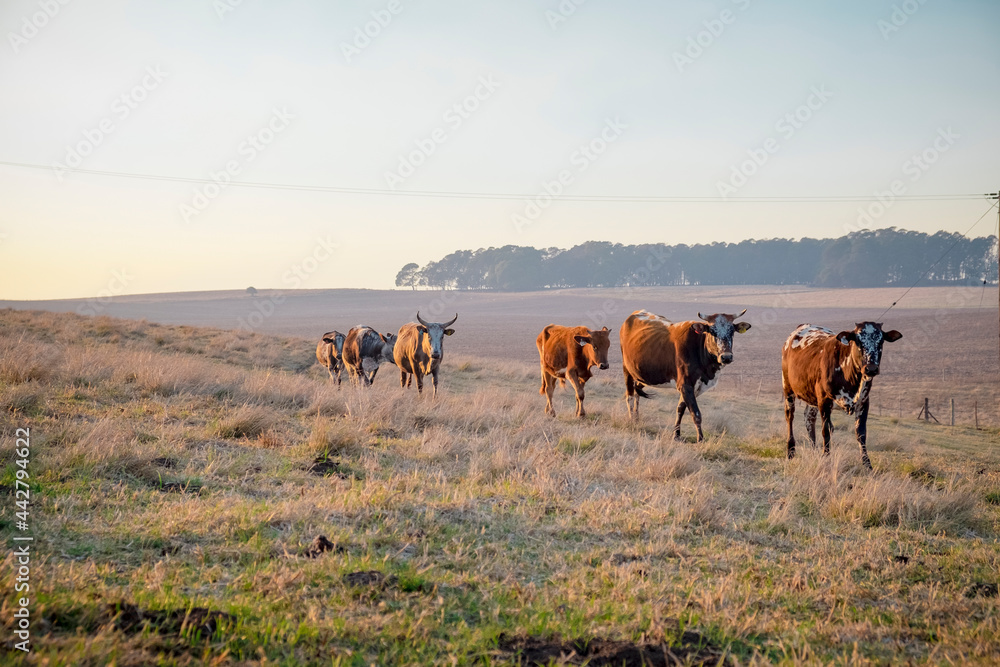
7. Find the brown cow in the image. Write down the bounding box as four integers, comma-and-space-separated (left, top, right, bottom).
620, 309, 750, 441
342, 326, 396, 387
315, 330, 346, 386
782, 322, 902, 469
536, 325, 611, 418
393, 313, 457, 398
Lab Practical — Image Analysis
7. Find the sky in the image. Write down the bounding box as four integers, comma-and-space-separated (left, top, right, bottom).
1, 0, 998, 299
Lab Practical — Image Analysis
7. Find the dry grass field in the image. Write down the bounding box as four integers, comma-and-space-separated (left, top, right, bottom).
1, 307, 999, 665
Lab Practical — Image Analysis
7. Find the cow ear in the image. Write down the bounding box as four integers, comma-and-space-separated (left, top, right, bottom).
443, 329, 455, 336
735, 322, 751, 334
574, 335, 591, 347
418, 326, 429, 334
883, 330, 902, 342
322, 336, 335, 344
384, 332, 394, 341
691, 322, 708, 334
601, 326, 608, 331
836, 331, 855, 346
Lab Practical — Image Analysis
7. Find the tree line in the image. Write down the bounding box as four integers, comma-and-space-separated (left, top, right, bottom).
395, 228, 998, 290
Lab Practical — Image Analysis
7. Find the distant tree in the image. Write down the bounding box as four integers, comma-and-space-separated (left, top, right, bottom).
246, 286, 258, 297
395, 229, 995, 291
395, 263, 420, 290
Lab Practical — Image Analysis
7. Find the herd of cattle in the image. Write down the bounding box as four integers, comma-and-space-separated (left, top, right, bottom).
317, 309, 902, 470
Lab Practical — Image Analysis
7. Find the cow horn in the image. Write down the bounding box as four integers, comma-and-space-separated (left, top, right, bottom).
737, 308, 747, 318
416, 311, 429, 327
442, 313, 458, 328
697, 312, 709, 322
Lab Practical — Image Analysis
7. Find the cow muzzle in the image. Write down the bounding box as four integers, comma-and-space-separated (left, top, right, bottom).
431, 353, 442, 360
864, 364, 880, 377
720, 353, 733, 365
599, 363, 609, 370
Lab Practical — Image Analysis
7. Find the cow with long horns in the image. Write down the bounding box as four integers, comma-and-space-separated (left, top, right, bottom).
620, 309, 751, 441
781, 322, 902, 469
393, 312, 458, 398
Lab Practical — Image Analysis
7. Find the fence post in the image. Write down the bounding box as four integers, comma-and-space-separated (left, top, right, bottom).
950, 398, 955, 426
975, 401, 980, 430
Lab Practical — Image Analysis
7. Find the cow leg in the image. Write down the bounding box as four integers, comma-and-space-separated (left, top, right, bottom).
399, 369, 408, 389
683, 386, 704, 442
567, 371, 586, 418
804, 406, 818, 447
542, 373, 557, 416
673, 396, 687, 440
855, 400, 873, 470
784, 391, 796, 460
368, 366, 379, 386
820, 400, 833, 456
431, 368, 440, 399
624, 370, 637, 418
414, 371, 424, 396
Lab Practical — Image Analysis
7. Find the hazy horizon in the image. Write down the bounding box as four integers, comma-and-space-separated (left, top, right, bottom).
2, 0, 999, 300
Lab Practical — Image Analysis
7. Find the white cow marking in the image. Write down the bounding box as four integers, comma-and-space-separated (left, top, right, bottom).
693, 376, 719, 396
634, 310, 672, 325
789, 325, 834, 349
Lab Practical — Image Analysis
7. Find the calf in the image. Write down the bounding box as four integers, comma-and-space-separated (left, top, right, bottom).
342, 326, 396, 387
315, 330, 346, 386
536, 325, 611, 418
620, 309, 751, 441
781, 322, 902, 469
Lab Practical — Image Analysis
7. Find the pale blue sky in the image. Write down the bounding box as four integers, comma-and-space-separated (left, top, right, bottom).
1, 0, 997, 298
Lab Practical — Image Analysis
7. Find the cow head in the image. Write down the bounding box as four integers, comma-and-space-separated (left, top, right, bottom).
692, 309, 751, 365
574, 326, 611, 370
322, 331, 346, 355
379, 332, 397, 365
416, 312, 458, 361
836, 322, 902, 377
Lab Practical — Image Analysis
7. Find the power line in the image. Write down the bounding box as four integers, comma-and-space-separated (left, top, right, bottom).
875, 200, 999, 320
0, 159, 991, 204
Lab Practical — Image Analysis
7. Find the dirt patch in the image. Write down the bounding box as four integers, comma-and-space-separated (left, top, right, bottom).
496, 632, 728, 666
608, 553, 644, 565
308, 456, 352, 478
106, 602, 236, 638
965, 583, 998, 598
150, 457, 178, 469
305, 535, 345, 558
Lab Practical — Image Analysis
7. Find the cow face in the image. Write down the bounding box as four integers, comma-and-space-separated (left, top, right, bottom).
416, 312, 458, 361
574, 327, 611, 370
836, 322, 902, 377
692, 309, 751, 365
322, 331, 346, 356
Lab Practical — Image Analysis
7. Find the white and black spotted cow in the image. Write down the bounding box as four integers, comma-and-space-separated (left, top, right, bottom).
342, 326, 397, 387
781, 322, 902, 469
